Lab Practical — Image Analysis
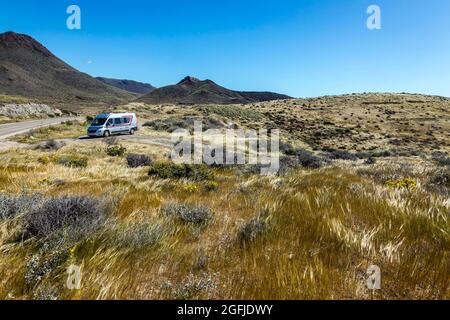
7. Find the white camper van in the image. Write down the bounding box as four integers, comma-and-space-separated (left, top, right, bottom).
88, 113, 138, 137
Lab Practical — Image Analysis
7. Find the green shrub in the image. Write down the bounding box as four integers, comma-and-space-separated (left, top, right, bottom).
106, 145, 127, 157
57, 155, 88, 168
279, 141, 296, 156
148, 163, 186, 179
126, 153, 152, 168
187, 165, 215, 181
184, 183, 199, 193
148, 163, 214, 181
205, 181, 219, 191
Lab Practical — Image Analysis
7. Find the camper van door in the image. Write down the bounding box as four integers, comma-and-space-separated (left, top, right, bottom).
113, 117, 123, 133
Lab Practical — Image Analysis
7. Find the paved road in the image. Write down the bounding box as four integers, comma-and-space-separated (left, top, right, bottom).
0, 117, 174, 150
0, 117, 76, 140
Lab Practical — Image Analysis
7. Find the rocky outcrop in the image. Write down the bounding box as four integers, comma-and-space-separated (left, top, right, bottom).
0, 103, 63, 118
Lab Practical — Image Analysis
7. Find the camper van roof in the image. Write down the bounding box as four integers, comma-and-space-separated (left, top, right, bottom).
96, 113, 135, 118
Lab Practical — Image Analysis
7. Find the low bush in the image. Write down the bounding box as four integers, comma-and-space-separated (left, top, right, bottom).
429, 169, 450, 187
106, 145, 127, 157
238, 212, 270, 244
184, 184, 199, 193
187, 165, 215, 181
279, 141, 296, 156
364, 157, 376, 165
432, 153, 450, 167
326, 149, 358, 161
149, 163, 186, 179
0, 192, 43, 220
426, 169, 450, 195
356, 150, 392, 158
57, 155, 88, 168
372, 150, 393, 157
162, 202, 212, 225
34, 139, 66, 151
25, 251, 68, 288
25, 195, 106, 240
384, 178, 417, 190
278, 156, 301, 174
114, 222, 166, 250
37, 156, 51, 165
296, 149, 323, 169
205, 181, 219, 191
126, 153, 152, 168
148, 163, 214, 181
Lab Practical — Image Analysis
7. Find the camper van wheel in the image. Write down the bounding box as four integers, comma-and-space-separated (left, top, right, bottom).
130, 128, 135, 135
103, 131, 111, 137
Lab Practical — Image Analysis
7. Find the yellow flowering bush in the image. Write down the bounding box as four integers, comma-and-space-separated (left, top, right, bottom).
183, 183, 199, 193
205, 181, 219, 191
384, 178, 417, 190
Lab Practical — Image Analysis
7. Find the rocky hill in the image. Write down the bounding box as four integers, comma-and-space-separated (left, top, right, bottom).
138, 76, 292, 105
0, 31, 134, 105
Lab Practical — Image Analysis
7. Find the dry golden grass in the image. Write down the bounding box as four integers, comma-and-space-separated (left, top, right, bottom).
0, 93, 448, 300
0, 139, 448, 300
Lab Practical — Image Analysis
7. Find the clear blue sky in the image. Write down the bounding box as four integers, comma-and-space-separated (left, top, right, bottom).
1, 0, 449, 97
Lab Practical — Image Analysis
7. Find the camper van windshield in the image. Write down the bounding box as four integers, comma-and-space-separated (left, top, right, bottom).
91, 117, 108, 126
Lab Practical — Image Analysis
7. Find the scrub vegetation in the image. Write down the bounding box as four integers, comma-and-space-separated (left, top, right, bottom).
0, 139, 448, 300
0, 93, 448, 300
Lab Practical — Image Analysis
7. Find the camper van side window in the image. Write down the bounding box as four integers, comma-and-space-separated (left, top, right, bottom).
114, 118, 122, 125
123, 117, 131, 124
107, 119, 113, 126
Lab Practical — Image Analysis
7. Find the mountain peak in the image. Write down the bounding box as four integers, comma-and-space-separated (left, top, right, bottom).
0, 31, 52, 57
177, 76, 201, 85
139, 76, 292, 105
